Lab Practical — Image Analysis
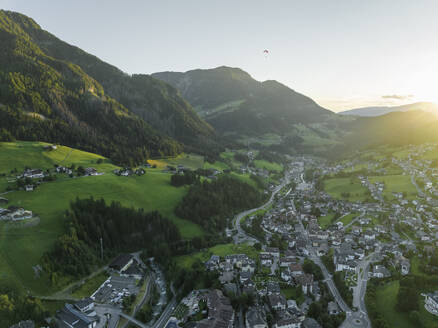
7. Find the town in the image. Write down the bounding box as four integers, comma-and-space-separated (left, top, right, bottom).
5, 143, 438, 328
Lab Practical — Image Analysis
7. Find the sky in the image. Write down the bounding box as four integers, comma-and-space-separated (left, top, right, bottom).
2, 0, 438, 111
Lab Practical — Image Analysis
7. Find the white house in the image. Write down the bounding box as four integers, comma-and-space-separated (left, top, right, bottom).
424, 291, 438, 316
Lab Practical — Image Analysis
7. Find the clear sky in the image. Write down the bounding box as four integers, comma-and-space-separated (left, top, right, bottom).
2, 0, 438, 111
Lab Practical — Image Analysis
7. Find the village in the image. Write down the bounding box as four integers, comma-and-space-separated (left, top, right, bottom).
4, 144, 438, 328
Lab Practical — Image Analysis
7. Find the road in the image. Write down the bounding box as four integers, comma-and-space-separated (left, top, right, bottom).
295, 173, 372, 328
95, 304, 150, 328
232, 171, 291, 244
411, 174, 425, 198
152, 297, 177, 328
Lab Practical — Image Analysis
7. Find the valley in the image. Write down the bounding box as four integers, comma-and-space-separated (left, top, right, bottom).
1, 5, 438, 328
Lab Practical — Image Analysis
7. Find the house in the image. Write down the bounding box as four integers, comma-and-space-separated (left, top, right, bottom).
219, 272, 234, 284
290, 263, 303, 277
7, 208, 33, 221
424, 291, 438, 316
74, 298, 95, 314
266, 247, 280, 258
296, 274, 313, 295
205, 255, 220, 271
9, 321, 35, 328
197, 290, 234, 328
400, 258, 410, 275
280, 257, 296, 268
121, 262, 144, 279
240, 271, 252, 284
274, 317, 301, 328
371, 265, 391, 278
266, 282, 281, 295
327, 301, 340, 315
22, 169, 44, 179
302, 318, 321, 328
246, 307, 268, 328
260, 253, 274, 266
268, 294, 287, 311
57, 303, 98, 328
109, 254, 133, 272
84, 167, 98, 176
56, 166, 72, 174
364, 230, 376, 240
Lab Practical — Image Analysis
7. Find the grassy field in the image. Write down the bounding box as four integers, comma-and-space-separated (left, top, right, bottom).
338, 213, 359, 226
0, 142, 205, 295
323, 177, 369, 202
174, 243, 259, 270
318, 213, 336, 229
71, 272, 108, 299
253, 160, 283, 173
281, 286, 305, 304
148, 153, 205, 170
375, 281, 437, 328
228, 172, 259, 189
0, 141, 108, 173
368, 174, 417, 200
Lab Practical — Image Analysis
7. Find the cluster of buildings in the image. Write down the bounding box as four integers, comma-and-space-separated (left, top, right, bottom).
0, 206, 33, 221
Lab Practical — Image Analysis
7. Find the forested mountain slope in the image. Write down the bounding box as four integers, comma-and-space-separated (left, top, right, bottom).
0, 10, 218, 163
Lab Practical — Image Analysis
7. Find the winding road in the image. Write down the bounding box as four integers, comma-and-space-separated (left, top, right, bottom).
232, 171, 291, 244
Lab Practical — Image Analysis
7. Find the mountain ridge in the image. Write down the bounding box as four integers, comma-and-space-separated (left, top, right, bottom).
152, 66, 335, 138
338, 102, 438, 117
0, 10, 218, 163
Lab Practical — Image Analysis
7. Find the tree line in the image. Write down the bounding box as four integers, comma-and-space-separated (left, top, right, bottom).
175, 176, 266, 233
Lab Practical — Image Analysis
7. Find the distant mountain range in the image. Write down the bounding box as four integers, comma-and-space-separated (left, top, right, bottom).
339, 102, 438, 117
4, 10, 438, 161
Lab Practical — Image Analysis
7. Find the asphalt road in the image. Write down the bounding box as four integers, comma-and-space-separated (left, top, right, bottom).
232, 172, 291, 244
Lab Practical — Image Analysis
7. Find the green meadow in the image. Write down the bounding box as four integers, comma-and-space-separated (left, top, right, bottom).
368, 174, 417, 200
0, 142, 205, 294
174, 243, 259, 270
318, 213, 336, 229
323, 177, 369, 202
338, 213, 359, 226
0, 141, 108, 173
253, 159, 283, 173
374, 281, 437, 328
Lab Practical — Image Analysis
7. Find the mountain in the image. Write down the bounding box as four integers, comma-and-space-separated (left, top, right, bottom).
339, 110, 438, 152
152, 67, 336, 139
0, 10, 217, 163
338, 102, 438, 117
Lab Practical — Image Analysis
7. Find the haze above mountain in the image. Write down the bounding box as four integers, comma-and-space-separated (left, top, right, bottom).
339, 102, 438, 117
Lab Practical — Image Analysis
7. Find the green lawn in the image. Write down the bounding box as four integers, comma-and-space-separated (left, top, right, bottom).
253, 160, 283, 173
174, 243, 259, 269
281, 286, 305, 304
375, 281, 437, 328
318, 213, 336, 229
338, 213, 359, 226
324, 177, 369, 202
368, 174, 417, 200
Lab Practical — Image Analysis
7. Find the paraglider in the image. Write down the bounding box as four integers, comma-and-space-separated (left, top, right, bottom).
263, 49, 269, 58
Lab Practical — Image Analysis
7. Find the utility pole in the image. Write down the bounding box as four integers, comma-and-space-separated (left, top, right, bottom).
100, 237, 103, 261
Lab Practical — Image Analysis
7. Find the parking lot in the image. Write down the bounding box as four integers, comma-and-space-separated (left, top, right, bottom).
92, 275, 139, 305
